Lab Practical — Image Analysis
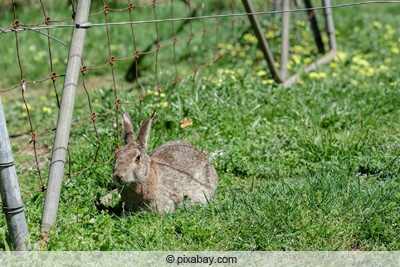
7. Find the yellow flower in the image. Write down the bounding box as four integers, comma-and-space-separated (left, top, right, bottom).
309, 72, 319, 79
236, 68, 244, 74
309, 72, 326, 80
52, 58, 59, 64
42, 107, 52, 114
334, 51, 347, 62
291, 45, 304, 54
373, 21, 382, 29
304, 57, 312, 64
224, 69, 235, 75
352, 56, 370, 68
262, 79, 274, 85
218, 43, 226, 49
256, 70, 267, 77
296, 20, 306, 27
379, 65, 389, 71
390, 47, 399, 54
265, 31, 275, 39
243, 33, 258, 43
292, 54, 302, 65
157, 102, 168, 108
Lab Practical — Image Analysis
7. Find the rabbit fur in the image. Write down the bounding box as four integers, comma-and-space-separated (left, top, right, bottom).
112, 111, 218, 215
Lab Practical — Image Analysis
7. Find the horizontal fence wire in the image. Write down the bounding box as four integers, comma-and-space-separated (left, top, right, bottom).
1, 0, 400, 33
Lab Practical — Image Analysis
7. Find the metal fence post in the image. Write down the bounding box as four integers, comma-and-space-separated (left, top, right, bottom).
42, 0, 91, 232
0, 96, 30, 251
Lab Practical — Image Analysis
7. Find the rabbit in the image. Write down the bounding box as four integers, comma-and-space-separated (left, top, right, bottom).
112, 111, 218, 215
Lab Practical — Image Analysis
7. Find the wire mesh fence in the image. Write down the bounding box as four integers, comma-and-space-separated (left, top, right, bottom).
9, 0, 400, 247
0, 0, 337, 203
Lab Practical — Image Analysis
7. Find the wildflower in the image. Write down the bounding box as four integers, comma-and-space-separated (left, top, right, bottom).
352, 56, 370, 68
296, 20, 306, 27
256, 70, 267, 77
292, 54, 302, 65
34, 51, 46, 62
217, 43, 226, 49
373, 21, 382, 29
262, 79, 274, 85
157, 102, 168, 108
390, 47, 399, 54
227, 44, 234, 50
379, 65, 389, 71
334, 51, 347, 62
245, 59, 253, 65
265, 31, 275, 39
384, 24, 395, 37
224, 69, 235, 75
110, 44, 118, 51
42, 107, 52, 114
236, 68, 244, 74
309, 72, 319, 79
309, 72, 326, 80
215, 78, 223, 87
330, 62, 338, 69
243, 33, 258, 44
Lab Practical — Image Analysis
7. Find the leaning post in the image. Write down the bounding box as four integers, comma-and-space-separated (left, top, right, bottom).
41, 0, 91, 232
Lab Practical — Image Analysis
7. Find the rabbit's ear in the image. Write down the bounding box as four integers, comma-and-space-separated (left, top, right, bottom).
122, 112, 136, 145
137, 111, 156, 150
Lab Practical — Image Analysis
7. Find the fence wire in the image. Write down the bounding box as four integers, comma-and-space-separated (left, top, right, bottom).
0, 0, 395, 201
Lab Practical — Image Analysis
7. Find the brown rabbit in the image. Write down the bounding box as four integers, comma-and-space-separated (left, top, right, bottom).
112, 111, 218, 215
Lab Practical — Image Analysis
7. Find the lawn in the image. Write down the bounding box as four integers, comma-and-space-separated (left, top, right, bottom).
0, 0, 400, 251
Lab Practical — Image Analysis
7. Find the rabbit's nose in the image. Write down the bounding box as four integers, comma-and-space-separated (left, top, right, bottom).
113, 172, 123, 183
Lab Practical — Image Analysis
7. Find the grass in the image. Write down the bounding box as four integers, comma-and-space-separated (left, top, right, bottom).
1, 0, 400, 251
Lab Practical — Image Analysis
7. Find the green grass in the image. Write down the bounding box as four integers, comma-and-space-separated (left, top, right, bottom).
1, 0, 400, 251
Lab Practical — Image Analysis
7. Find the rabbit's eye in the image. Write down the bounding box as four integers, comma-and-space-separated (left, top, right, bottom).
135, 155, 141, 162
